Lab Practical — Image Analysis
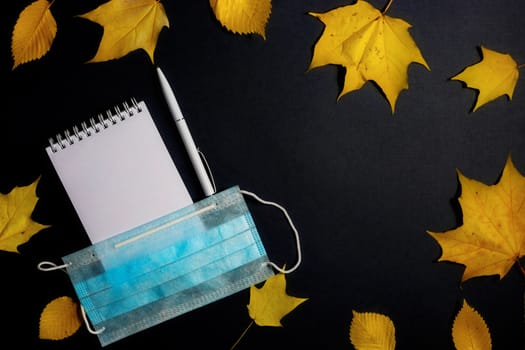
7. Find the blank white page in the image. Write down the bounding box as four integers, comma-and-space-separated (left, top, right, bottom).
46, 100, 193, 243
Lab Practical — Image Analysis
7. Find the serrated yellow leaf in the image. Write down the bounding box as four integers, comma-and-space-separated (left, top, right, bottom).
349, 311, 395, 350
11, 0, 57, 69
428, 155, 525, 282
39, 296, 82, 340
308, 0, 429, 113
452, 301, 492, 350
247, 273, 308, 327
79, 0, 169, 63
0, 178, 49, 253
452, 46, 519, 112
210, 0, 271, 39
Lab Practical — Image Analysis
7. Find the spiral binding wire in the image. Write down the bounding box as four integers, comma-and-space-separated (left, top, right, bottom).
48, 98, 142, 153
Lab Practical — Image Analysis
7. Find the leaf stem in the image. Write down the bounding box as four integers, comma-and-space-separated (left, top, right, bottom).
382, 0, 394, 14
518, 63, 525, 69
230, 320, 254, 350
516, 258, 525, 278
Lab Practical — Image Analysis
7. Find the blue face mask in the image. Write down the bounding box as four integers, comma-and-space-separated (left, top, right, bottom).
61, 186, 275, 346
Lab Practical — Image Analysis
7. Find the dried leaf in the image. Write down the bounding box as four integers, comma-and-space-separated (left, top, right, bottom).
79, 0, 169, 63
349, 311, 396, 350
308, 0, 429, 113
452, 46, 519, 112
11, 0, 57, 69
452, 301, 492, 350
247, 273, 308, 327
39, 296, 82, 340
210, 0, 271, 39
0, 178, 49, 253
428, 155, 525, 281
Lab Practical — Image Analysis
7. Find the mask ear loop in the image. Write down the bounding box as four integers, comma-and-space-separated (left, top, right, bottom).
199, 149, 302, 273
240, 189, 302, 274
37, 261, 70, 271
80, 306, 106, 335
37, 261, 105, 335
198, 149, 217, 194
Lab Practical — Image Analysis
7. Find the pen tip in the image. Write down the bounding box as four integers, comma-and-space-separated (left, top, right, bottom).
156, 67, 165, 78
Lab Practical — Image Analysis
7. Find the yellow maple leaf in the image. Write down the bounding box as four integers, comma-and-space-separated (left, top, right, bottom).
11, 0, 57, 69
0, 178, 49, 253
428, 155, 525, 282
247, 273, 308, 327
39, 296, 82, 340
210, 0, 271, 39
349, 311, 395, 350
452, 300, 492, 350
452, 46, 519, 112
79, 0, 169, 63
308, 0, 429, 113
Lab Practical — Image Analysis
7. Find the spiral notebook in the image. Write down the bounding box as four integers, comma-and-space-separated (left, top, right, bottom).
46, 99, 193, 243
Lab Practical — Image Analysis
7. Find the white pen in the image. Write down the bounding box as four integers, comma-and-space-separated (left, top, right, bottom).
156, 67, 216, 197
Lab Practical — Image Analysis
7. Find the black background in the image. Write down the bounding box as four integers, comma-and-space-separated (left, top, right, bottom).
1, 0, 525, 349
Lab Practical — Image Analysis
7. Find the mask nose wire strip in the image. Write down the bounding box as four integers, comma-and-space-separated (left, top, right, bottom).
239, 189, 302, 274
37, 261, 106, 334
113, 203, 217, 248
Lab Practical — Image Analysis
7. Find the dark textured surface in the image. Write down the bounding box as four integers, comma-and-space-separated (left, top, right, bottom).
1, 1, 524, 349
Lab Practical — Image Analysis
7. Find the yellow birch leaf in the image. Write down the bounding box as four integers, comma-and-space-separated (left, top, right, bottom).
0, 178, 49, 253
428, 155, 525, 282
452, 301, 492, 350
349, 311, 396, 350
452, 46, 519, 112
79, 0, 169, 63
11, 0, 57, 69
308, 0, 429, 113
39, 296, 82, 340
210, 0, 271, 39
247, 273, 308, 327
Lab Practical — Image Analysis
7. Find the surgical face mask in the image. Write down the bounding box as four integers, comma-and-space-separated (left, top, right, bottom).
38, 185, 302, 347
63, 186, 277, 346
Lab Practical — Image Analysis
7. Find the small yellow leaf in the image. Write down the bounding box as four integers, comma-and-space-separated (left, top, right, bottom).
11, 0, 57, 69
0, 178, 49, 253
452, 301, 492, 350
428, 155, 525, 281
247, 273, 308, 327
79, 0, 169, 63
308, 0, 429, 113
210, 0, 272, 39
452, 46, 519, 112
39, 296, 82, 340
349, 311, 396, 350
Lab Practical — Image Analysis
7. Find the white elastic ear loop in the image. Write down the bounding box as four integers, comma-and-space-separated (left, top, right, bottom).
240, 190, 302, 274
198, 149, 217, 194
81, 306, 105, 335
37, 261, 105, 335
37, 261, 70, 271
